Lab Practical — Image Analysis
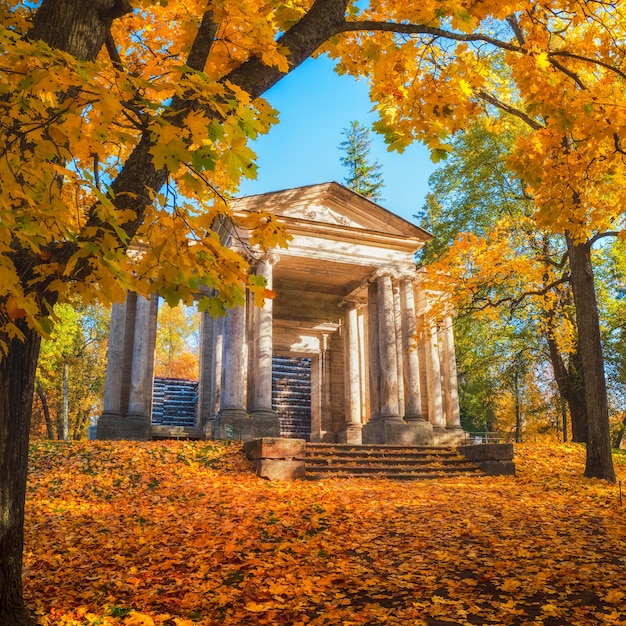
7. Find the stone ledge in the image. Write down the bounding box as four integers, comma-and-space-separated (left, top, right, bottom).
244, 437, 306, 460
251, 458, 306, 481
458, 443, 516, 476
244, 437, 306, 481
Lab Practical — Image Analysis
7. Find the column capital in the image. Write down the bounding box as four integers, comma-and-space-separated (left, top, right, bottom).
397, 268, 419, 283
260, 251, 280, 266
368, 266, 414, 283
338, 295, 367, 310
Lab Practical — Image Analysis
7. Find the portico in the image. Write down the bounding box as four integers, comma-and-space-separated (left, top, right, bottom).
98, 182, 463, 445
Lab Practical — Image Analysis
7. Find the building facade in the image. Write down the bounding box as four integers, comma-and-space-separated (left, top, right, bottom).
97, 182, 463, 445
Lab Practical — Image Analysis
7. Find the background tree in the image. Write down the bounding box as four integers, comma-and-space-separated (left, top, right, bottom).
31, 304, 108, 441
419, 120, 588, 442
338, 120, 384, 201
154, 303, 200, 380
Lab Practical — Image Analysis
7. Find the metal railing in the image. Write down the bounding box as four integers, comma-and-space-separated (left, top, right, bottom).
465, 432, 516, 444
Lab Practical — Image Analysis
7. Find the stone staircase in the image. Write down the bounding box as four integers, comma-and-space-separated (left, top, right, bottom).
304, 443, 484, 480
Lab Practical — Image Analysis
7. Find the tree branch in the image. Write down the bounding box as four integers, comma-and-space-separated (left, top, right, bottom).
338, 20, 524, 53
476, 90, 544, 131
467, 275, 571, 312
551, 49, 626, 81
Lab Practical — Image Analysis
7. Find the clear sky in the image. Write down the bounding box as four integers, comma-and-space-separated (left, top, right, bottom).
238, 54, 438, 224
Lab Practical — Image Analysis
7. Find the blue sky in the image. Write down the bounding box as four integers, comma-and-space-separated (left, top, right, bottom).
238, 55, 438, 224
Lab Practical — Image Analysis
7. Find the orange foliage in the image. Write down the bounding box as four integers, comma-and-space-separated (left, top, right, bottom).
24, 441, 626, 626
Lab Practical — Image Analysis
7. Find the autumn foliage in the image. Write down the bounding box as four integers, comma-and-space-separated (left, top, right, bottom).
25, 440, 626, 626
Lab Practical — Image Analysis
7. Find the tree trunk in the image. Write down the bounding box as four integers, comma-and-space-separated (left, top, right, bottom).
0, 324, 42, 626
62, 362, 69, 442
566, 235, 616, 482
35, 380, 54, 440
514, 369, 522, 443
567, 347, 588, 442
545, 334, 587, 442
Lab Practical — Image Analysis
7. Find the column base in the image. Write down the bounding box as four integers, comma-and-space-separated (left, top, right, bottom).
216, 409, 281, 441
97, 412, 151, 441
433, 428, 468, 446
362, 418, 434, 445
337, 423, 363, 445
405, 414, 426, 422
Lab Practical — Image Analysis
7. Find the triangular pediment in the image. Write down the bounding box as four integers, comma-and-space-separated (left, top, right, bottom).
231, 181, 431, 241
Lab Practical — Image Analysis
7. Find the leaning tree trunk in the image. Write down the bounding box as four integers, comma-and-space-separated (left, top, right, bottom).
0, 324, 42, 626
546, 334, 588, 442
566, 235, 616, 482
567, 347, 588, 442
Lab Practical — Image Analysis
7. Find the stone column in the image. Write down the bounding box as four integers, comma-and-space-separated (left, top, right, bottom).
310, 353, 322, 443
250, 254, 280, 436
442, 316, 462, 430
393, 280, 405, 415
339, 299, 363, 444
197, 310, 215, 433
363, 270, 417, 445
366, 281, 381, 420
101, 301, 127, 418
400, 277, 424, 421
320, 333, 333, 437
377, 273, 401, 419
357, 309, 368, 423
425, 320, 445, 432
216, 301, 248, 439
211, 315, 224, 422
127, 295, 154, 419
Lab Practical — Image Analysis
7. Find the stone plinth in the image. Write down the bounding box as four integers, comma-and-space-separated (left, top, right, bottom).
433, 428, 467, 446
96, 414, 151, 441
458, 443, 516, 476
362, 418, 434, 445
216, 410, 280, 442
337, 424, 363, 445
244, 437, 306, 480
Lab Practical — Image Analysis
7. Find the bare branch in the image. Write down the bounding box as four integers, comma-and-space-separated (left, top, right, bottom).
589, 230, 621, 246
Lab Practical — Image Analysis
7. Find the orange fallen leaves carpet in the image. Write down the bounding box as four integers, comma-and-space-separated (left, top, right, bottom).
24, 441, 626, 626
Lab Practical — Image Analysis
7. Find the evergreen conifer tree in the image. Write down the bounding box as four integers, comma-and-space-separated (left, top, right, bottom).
338, 121, 384, 201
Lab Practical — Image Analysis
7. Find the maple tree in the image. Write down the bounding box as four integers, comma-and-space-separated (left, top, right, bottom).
21, 439, 626, 625
2, 0, 626, 622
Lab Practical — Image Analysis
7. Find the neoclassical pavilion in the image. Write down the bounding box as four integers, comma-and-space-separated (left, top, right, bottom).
97, 182, 463, 445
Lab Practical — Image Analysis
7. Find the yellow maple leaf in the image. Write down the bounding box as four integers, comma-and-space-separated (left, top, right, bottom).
604, 589, 625, 604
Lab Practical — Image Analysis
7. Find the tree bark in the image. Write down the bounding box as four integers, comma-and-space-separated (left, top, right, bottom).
35, 380, 54, 440
0, 324, 42, 626
566, 235, 616, 482
546, 334, 587, 442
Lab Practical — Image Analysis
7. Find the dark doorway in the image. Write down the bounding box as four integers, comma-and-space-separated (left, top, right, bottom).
272, 356, 311, 440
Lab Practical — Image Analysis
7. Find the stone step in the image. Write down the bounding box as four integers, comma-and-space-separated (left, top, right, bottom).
303, 443, 483, 480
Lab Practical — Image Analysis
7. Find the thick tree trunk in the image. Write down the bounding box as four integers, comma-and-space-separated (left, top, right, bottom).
0, 324, 41, 626
566, 235, 616, 482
